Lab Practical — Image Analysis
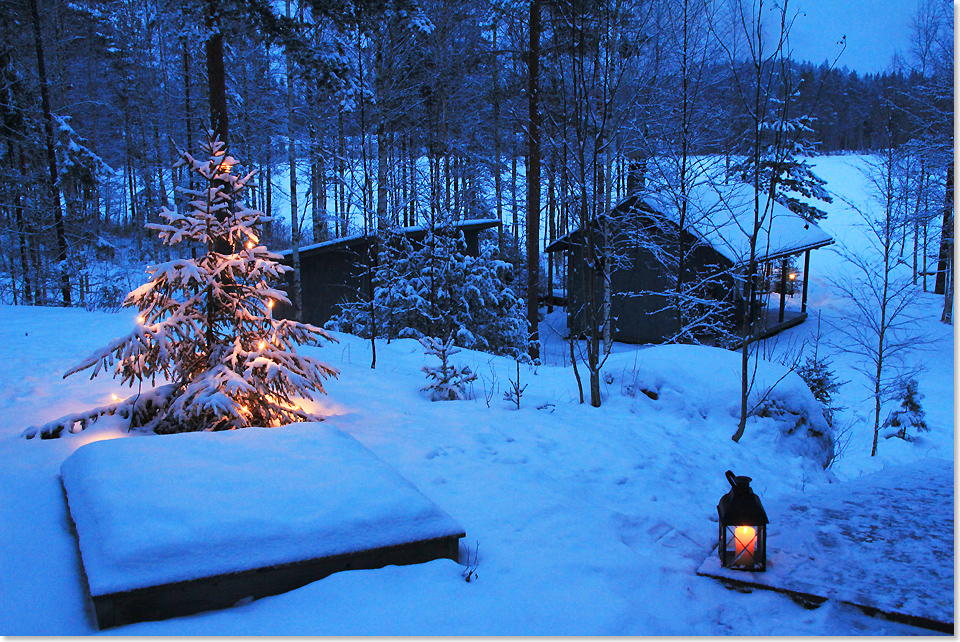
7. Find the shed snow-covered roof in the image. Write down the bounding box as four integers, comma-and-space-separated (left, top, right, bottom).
60, 423, 465, 597
279, 218, 501, 259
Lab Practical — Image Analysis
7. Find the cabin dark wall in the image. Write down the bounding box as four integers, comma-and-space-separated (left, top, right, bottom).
609, 245, 678, 343
563, 235, 736, 344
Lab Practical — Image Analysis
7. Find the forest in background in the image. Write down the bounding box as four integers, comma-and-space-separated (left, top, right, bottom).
0, 0, 952, 315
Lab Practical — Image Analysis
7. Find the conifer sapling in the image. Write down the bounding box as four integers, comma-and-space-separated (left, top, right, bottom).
23, 136, 338, 438
881, 377, 928, 442
420, 335, 477, 401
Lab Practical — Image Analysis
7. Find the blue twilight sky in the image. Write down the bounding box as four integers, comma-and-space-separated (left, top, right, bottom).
784, 0, 919, 74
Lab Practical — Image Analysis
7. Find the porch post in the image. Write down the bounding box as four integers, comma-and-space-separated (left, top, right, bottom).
778, 257, 788, 323
801, 249, 811, 314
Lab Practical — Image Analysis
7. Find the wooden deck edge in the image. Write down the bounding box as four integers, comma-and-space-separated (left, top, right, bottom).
758, 312, 808, 340
732, 313, 809, 349
696, 568, 954, 635
91, 532, 465, 630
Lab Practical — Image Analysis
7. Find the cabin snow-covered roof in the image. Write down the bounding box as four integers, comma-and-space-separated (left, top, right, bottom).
643, 181, 834, 264
547, 182, 833, 264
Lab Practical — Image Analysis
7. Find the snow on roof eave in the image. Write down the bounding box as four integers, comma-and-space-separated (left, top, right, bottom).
545, 233, 573, 253
720, 236, 835, 267
278, 233, 366, 257
545, 199, 646, 253
754, 237, 836, 265
278, 218, 501, 257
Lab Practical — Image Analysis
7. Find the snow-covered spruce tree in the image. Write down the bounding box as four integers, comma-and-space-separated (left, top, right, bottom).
329, 226, 527, 357
420, 335, 477, 401
728, 132, 834, 223
795, 354, 845, 427
22, 137, 338, 439
880, 377, 928, 442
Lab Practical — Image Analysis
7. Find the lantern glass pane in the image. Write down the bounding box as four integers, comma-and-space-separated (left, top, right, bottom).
723, 524, 765, 570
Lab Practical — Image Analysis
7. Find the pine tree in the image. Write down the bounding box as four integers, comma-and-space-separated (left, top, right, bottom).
329, 226, 528, 357
23, 136, 338, 438
728, 122, 834, 223
795, 354, 844, 427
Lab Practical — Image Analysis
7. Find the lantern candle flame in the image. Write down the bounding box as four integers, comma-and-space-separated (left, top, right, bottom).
733, 525, 757, 566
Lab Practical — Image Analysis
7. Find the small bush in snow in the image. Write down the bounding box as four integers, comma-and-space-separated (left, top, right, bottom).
795, 355, 845, 427
420, 335, 477, 401
881, 378, 928, 441
503, 359, 527, 409
752, 397, 836, 469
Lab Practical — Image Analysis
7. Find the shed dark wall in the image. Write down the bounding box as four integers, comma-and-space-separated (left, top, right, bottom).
274, 246, 369, 328
276, 228, 488, 329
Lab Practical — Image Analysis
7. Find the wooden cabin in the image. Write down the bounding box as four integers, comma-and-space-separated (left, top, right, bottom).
546, 181, 834, 345
274, 219, 501, 328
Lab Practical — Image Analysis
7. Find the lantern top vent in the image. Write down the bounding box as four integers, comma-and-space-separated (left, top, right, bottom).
717, 470, 769, 526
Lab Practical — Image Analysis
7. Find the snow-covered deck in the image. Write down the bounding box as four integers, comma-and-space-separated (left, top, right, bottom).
697, 459, 954, 633
60, 423, 465, 629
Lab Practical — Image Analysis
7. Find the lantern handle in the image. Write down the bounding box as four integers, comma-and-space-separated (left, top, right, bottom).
725, 470, 738, 488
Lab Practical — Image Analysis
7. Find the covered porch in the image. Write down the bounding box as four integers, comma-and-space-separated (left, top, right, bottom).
739, 245, 827, 345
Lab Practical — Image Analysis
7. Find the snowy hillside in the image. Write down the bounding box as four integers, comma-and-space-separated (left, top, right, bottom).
0, 155, 952, 635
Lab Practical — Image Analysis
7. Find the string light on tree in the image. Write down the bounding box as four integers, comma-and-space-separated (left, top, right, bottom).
37, 135, 340, 437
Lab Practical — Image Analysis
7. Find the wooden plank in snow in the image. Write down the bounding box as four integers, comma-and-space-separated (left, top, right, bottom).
697, 459, 953, 634
87, 532, 461, 629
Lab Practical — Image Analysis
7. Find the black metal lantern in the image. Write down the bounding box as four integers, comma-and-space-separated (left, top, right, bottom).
717, 470, 768, 572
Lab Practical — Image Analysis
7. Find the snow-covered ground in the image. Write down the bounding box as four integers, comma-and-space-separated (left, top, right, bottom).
0, 155, 952, 635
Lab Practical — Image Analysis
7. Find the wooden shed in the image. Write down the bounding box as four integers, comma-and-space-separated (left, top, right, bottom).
275, 219, 501, 328
547, 182, 834, 345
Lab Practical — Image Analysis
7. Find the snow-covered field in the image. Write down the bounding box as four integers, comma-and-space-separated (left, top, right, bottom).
0, 155, 952, 635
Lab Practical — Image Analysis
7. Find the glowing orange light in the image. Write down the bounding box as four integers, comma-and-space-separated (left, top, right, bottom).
267, 300, 274, 309
734, 526, 757, 566
137, 315, 145, 324
258, 341, 266, 351
788, 273, 796, 280
111, 393, 120, 401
